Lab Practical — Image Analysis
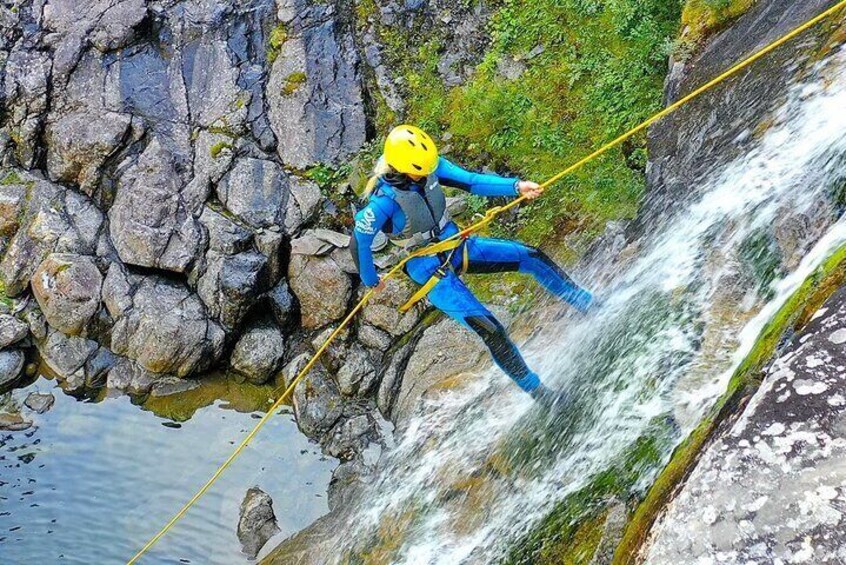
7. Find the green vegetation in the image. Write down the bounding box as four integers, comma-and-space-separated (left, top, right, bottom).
0, 279, 11, 309
0, 170, 24, 186
281, 71, 307, 95
267, 23, 289, 64
677, 0, 756, 58
209, 141, 232, 159
505, 416, 675, 564
363, 0, 683, 249
612, 241, 846, 564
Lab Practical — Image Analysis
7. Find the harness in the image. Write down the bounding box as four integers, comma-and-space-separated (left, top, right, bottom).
369, 175, 471, 312
398, 240, 470, 313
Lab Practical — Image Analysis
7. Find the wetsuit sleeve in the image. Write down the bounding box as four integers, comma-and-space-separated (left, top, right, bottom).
351, 198, 392, 287
436, 157, 520, 197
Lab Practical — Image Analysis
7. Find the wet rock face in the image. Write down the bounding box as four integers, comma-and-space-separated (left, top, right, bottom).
267, 0, 366, 167
642, 0, 842, 232
238, 486, 281, 558
646, 285, 846, 563
392, 315, 490, 424
0, 348, 25, 389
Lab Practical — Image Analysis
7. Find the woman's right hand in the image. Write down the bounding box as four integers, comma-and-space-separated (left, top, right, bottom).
373, 279, 387, 292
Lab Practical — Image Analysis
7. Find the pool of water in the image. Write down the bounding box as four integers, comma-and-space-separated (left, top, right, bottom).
0, 373, 336, 564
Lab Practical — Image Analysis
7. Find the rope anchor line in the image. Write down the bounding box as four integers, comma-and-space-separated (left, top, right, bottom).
127, 2, 846, 562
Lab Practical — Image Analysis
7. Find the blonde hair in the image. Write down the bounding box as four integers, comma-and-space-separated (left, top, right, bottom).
363, 155, 392, 198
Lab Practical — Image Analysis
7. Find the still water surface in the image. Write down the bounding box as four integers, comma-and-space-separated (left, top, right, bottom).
0, 374, 335, 564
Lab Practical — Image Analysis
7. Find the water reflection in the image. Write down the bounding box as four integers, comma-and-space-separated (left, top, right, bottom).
0, 373, 335, 564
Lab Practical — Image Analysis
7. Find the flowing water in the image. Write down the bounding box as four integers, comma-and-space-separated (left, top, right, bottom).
2, 40, 846, 565
329, 47, 846, 563
0, 374, 335, 564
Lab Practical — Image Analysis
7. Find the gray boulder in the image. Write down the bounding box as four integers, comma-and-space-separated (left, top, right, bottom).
0, 349, 25, 389
267, 2, 366, 167
284, 177, 322, 236
198, 206, 254, 256
360, 277, 424, 337
645, 284, 846, 563
41, 0, 147, 83
267, 281, 295, 328
108, 139, 203, 273
238, 487, 281, 559
107, 268, 225, 377
1, 175, 104, 297
89, 0, 148, 52
336, 345, 377, 397
31, 253, 103, 336
38, 330, 99, 393
24, 392, 55, 414
230, 322, 286, 385
322, 413, 379, 461
288, 353, 344, 439
288, 251, 351, 330
181, 38, 248, 130
0, 179, 26, 241
197, 250, 269, 330
216, 158, 289, 229
392, 316, 490, 424
358, 324, 393, 352
2, 49, 51, 168
255, 228, 285, 283
105, 356, 166, 396
45, 110, 133, 194
0, 314, 29, 348
377, 338, 417, 419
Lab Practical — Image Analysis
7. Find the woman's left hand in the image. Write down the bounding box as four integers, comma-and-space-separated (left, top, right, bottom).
517, 180, 544, 200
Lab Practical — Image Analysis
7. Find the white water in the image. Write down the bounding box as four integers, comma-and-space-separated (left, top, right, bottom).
335, 48, 846, 564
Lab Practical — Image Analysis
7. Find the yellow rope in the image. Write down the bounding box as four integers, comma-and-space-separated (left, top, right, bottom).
126, 2, 846, 562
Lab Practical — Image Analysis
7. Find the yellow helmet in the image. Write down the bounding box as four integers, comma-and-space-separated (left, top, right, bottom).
383, 125, 439, 176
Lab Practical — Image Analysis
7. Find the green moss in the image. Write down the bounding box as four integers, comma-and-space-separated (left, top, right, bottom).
738, 229, 784, 299
209, 141, 233, 159
207, 125, 239, 139
446, 0, 683, 247
0, 279, 11, 309
1, 171, 24, 186
611, 241, 846, 564
506, 416, 675, 563
281, 71, 307, 95
679, 0, 756, 55
267, 23, 289, 65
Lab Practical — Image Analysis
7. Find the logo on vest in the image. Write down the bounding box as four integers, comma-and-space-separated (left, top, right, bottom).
355, 208, 378, 235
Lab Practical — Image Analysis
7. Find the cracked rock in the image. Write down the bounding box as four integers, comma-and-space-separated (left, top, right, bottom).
267, 1, 366, 167
230, 321, 286, 385
108, 139, 203, 273
31, 253, 103, 337
238, 487, 281, 559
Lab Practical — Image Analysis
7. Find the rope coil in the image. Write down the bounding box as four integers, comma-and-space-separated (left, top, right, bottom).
127, 3, 846, 561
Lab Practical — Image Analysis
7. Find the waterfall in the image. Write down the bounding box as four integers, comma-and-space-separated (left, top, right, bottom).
331, 47, 846, 564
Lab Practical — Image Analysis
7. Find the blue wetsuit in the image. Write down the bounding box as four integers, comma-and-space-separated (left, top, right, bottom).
351, 157, 593, 393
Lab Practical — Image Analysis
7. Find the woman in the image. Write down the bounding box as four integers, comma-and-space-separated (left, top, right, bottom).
351, 125, 595, 405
